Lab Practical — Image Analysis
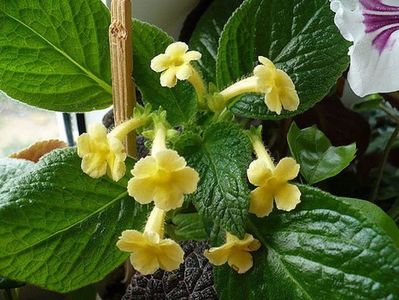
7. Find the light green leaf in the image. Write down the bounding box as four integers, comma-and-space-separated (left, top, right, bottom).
0, 159, 33, 189
0, 0, 112, 112
189, 0, 243, 84
175, 123, 252, 237
287, 123, 357, 184
132, 20, 197, 126
168, 213, 207, 241
215, 185, 399, 299
217, 0, 350, 120
0, 148, 149, 292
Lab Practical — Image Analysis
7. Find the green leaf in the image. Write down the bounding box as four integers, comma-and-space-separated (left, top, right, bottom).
0, 159, 33, 189
287, 123, 357, 185
217, 0, 350, 120
0, 0, 112, 112
175, 123, 252, 237
132, 20, 197, 126
189, 0, 243, 84
215, 185, 399, 299
168, 213, 207, 241
0, 148, 149, 292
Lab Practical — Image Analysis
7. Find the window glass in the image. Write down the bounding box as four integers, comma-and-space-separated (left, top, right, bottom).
0, 94, 62, 157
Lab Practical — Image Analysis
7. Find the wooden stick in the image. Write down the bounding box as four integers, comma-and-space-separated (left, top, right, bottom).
109, 0, 136, 157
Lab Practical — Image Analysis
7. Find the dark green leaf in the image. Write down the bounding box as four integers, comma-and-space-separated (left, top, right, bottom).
168, 213, 207, 241
0, 277, 24, 289
287, 123, 357, 184
215, 185, 399, 299
176, 123, 252, 237
0, 148, 149, 292
0, 0, 112, 112
217, 0, 350, 120
133, 20, 197, 126
189, 0, 243, 84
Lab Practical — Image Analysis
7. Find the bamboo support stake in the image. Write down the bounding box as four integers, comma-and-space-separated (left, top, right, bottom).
109, 0, 136, 157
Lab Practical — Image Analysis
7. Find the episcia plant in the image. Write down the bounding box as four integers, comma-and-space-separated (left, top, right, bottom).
0, 0, 399, 299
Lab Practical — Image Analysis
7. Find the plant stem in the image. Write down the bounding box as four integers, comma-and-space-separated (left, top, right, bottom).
109, 0, 136, 157
379, 103, 399, 124
370, 125, 399, 202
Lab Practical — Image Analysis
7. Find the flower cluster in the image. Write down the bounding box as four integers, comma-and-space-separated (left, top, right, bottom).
77, 41, 302, 276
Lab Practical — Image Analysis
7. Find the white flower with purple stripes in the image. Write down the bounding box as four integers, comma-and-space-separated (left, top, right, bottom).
330, 0, 399, 96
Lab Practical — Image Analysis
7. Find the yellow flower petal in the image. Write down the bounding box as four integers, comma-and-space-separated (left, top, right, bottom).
247, 159, 272, 186
205, 233, 260, 274
155, 149, 186, 171
176, 64, 193, 80
273, 157, 300, 182
150, 54, 170, 72
184, 50, 202, 62
117, 230, 184, 275
130, 249, 159, 275
77, 133, 91, 157
165, 41, 189, 56
127, 177, 155, 204
274, 183, 301, 211
258, 56, 276, 70
228, 250, 253, 274
160, 68, 178, 87
88, 123, 108, 139
158, 239, 185, 271
276, 69, 295, 89
203, 244, 232, 266
153, 185, 184, 211
250, 186, 274, 217
131, 156, 158, 178
280, 88, 300, 112
265, 88, 282, 115
173, 167, 200, 194
81, 154, 107, 178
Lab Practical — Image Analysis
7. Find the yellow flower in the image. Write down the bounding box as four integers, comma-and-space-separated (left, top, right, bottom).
253, 56, 299, 114
77, 123, 126, 181
128, 149, 199, 211
247, 157, 301, 217
117, 207, 184, 275
204, 233, 261, 274
218, 56, 299, 115
151, 42, 202, 88
117, 230, 184, 275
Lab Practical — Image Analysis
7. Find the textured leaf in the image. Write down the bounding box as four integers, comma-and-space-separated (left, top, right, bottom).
287, 123, 357, 185
0, 159, 33, 189
0, 148, 149, 292
215, 186, 399, 300
0, 0, 112, 112
123, 241, 217, 300
9, 140, 67, 162
175, 122, 252, 237
189, 0, 243, 84
132, 20, 197, 126
217, 0, 350, 120
169, 213, 208, 241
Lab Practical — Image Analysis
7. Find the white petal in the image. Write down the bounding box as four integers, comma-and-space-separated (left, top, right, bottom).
330, 0, 399, 96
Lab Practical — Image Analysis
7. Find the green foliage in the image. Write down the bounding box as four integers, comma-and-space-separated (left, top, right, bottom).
132, 20, 197, 126
216, 0, 350, 120
0, 159, 33, 189
176, 122, 252, 238
0, 148, 149, 292
215, 185, 399, 299
288, 123, 357, 185
0, 0, 112, 112
189, 0, 243, 84
168, 213, 208, 241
